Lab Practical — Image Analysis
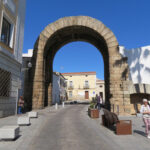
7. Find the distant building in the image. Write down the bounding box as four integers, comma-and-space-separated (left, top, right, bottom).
62, 72, 97, 101
96, 79, 105, 103
52, 72, 67, 104
0, 0, 26, 117
21, 49, 33, 110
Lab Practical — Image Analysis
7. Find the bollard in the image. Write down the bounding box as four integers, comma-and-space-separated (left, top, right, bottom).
55, 103, 58, 110
62, 102, 65, 108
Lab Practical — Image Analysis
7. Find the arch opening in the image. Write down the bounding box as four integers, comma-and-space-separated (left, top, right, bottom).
43, 26, 110, 108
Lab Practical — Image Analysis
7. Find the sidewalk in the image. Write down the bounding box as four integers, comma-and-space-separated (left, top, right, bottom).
0, 104, 68, 150
82, 106, 150, 150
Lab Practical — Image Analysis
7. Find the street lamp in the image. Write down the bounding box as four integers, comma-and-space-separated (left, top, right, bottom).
27, 62, 32, 68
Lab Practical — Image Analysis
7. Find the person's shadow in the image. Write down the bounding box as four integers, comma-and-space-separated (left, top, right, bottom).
134, 130, 146, 137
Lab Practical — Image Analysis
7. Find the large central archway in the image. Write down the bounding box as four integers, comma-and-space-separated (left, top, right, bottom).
29, 16, 131, 115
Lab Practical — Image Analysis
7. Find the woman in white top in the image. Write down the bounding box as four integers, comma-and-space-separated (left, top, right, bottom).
140, 99, 150, 138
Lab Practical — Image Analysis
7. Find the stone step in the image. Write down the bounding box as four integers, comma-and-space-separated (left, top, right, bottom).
0, 126, 20, 140
17, 117, 30, 126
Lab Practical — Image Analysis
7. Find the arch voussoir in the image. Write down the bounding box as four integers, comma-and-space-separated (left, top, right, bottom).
107, 41, 118, 48
96, 23, 105, 35
103, 31, 114, 40
101, 28, 111, 37
106, 36, 118, 45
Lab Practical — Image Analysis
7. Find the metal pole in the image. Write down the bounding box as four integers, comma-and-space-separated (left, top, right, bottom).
55, 103, 58, 110
62, 102, 64, 108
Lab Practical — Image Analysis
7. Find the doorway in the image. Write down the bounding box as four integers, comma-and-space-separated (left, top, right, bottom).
85, 91, 89, 99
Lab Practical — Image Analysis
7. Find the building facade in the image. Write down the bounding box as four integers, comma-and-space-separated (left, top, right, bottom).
62, 72, 97, 101
96, 79, 105, 103
0, 0, 26, 117
52, 72, 67, 104
120, 45, 150, 114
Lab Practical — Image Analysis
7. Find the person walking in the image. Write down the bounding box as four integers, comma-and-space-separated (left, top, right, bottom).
95, 94, 101, 110
18, 96, 24, 114
140, 99, 150, 138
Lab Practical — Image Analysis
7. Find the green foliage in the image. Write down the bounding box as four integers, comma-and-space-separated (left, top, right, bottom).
89, 102, 95, 109
89, 97, 97, 109
92, 97, 97, 103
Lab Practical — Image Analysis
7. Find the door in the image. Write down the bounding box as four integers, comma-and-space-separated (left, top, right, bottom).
85, 91, 89, 99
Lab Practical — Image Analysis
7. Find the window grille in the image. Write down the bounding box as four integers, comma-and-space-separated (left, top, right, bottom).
0, 17, 11, 46
0, 68, 11, 97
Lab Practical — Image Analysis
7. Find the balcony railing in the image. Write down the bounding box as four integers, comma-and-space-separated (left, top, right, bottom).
68, 85, 74, 90
83, 85, 90, 89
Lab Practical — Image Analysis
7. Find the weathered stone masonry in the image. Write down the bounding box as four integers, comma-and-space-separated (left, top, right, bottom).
26, 16, 132, 115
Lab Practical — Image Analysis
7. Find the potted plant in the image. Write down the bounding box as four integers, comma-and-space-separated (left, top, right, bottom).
88, 102, 99, 118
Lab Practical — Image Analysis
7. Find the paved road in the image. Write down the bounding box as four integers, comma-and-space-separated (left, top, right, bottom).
0, 105, 150, 150
28, 105, 119, 150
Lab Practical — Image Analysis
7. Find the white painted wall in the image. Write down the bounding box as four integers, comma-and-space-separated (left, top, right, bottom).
0, 0, 26, 117
14, 0, 26, 63
120, 45, 150, 84
22, 49, 33, 57
52, 73, 67, 104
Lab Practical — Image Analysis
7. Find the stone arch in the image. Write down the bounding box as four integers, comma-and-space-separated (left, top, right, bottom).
29, 16, 131, 115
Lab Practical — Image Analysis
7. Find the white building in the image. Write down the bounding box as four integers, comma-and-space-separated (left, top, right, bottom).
0, 0, 26, 117
120, 45, 150, 113
120, 45, 150, 84
52, 72, 67, 104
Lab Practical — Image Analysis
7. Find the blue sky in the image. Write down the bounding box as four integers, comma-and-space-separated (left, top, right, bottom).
23, 0, 150, 79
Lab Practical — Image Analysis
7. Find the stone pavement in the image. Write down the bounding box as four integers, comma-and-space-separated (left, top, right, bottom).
0, 104, 67, 150
0, 104, 149, 150
90, 108, 150, 150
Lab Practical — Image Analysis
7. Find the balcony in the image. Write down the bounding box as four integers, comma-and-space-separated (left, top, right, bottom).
68, 85, 74, 90
83, 85, 90, 89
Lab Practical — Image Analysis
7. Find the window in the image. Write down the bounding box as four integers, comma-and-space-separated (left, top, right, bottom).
85, 80, 89, 86
69, 81, 73, 86
69, 91, 72, 97
99, 85, 103, 88
1, 17, 11, 46
0, 68, 11, 97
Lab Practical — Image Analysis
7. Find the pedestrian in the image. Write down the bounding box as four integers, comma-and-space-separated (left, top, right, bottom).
148, 100, 150, 106
140, 99, 150, 138
95, 94, 101, 110
18, 96, 24, 114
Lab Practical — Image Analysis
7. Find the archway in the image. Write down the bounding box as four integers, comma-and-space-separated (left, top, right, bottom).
29, 16, 130, 115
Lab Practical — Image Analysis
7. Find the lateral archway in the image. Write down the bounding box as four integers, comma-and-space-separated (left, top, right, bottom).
29, 16, 130, 115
